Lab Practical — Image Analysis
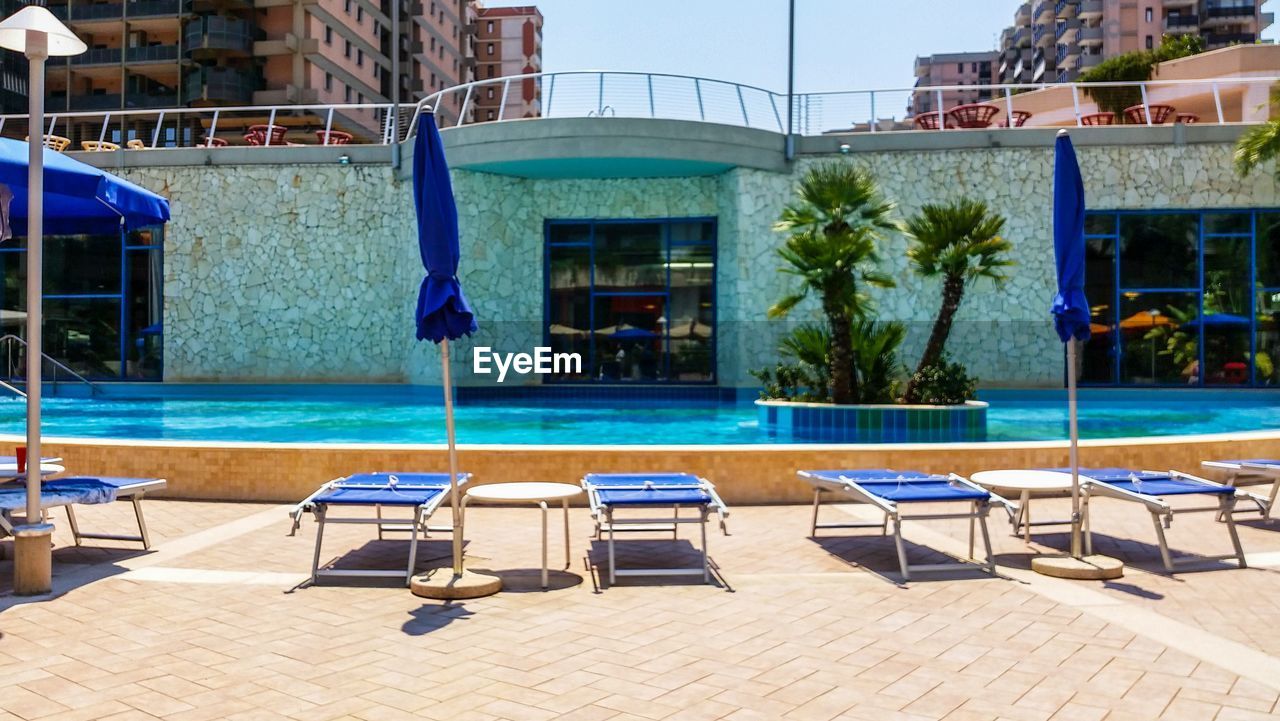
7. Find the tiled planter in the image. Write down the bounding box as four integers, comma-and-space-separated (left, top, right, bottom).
756, 399, 988, 443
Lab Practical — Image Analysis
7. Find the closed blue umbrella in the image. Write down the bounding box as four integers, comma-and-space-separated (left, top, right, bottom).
1051, 129, 1088, 560
1180, 313, 1250, 330
412, 110, 477, 582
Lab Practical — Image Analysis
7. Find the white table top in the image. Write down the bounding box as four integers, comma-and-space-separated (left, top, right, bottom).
969, 469, 1076, 492
466, 482, 583, 503
0, 463, 65, 479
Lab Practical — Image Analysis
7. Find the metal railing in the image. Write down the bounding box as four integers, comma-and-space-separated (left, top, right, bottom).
0, 335, 101, 397
0, 71, 1275, 153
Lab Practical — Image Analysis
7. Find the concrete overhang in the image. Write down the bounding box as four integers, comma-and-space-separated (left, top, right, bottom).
437, 117, 788, 178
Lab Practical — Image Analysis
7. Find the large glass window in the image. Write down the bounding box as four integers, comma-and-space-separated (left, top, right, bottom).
545, 218, 716, 384
0, 227, 164, 381
1084, 210, 1272, 387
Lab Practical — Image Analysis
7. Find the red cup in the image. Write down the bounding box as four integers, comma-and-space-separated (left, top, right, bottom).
15, 446, 26, 474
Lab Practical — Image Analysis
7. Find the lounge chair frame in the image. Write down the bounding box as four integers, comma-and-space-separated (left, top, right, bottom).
1082, 470, 1247, 572
581, 474, 729, 584
63, 477, 165, 549
0, 477, 165, 550
800, 470, 1011, 581
291, 473, 467, 586
1200, 460, 1278, 521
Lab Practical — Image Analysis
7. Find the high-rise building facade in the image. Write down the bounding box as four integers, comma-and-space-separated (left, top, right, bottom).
999, 0, 1274, 85
469, 2, 540, 121
911, 51, 996, 116
24, 0, 475, 136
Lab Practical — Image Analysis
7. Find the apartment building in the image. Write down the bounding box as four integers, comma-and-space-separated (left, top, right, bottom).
469, 2, 540, 121
911, 51, 996, 116
998, 0, 1274, 85
25, 0, 473, 141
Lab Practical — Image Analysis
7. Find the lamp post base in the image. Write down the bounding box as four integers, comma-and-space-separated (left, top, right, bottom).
12, 523, 54, 595
1032, 553, 1123, 580
410, 569, 502, 600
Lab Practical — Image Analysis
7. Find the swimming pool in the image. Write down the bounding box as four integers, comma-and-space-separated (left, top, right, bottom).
1, 386, 1278, 445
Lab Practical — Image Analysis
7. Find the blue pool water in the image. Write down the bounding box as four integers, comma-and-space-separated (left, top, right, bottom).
0, 386, 1277, 445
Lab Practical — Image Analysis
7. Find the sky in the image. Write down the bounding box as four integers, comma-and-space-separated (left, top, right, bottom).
482, 0, 1280, 93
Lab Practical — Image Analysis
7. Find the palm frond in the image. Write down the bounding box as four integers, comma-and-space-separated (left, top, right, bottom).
1235, 120, 1280, 178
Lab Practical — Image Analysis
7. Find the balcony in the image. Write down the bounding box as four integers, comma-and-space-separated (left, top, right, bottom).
126, 44, 180, 63
184, 16, 255, 56
1204, 4, 1257, 23
1013, 25, 1032, 48
1078, 0, 1103, 20
1078, 25, 1103, 45
1080, 52, 1103, 69
127, 0, 182, 17
1058, 18, 1081, 42
1163, 0, 1195, 7
1015, 2, 1031, 24
1033, 0, 1054, 20
183, 67, 256, 105
126, 92, 178, 108
1164, 14, 1199, 31
1056, 0, 1078, 18
71, 47, 123, 65
1205, 32, 1257, 46
1058, 41, 1080, 64
1033, 24, 1055, 48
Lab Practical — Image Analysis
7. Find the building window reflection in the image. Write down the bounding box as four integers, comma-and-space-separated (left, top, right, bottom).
1084, 209, 1275, 387
545, 218, 716, 384
0, 227, 163, 381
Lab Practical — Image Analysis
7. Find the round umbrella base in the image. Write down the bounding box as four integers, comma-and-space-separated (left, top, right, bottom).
1032, 554, 1123, 580
13, 523, 55, 596
410, 569, 502, 599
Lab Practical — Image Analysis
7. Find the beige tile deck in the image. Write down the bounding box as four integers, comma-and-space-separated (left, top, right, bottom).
2, 493, 1280, 720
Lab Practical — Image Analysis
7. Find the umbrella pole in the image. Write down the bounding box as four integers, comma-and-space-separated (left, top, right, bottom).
14, 37, 52, 596
441, 338, 463, 577
1067, 338, 1082, 559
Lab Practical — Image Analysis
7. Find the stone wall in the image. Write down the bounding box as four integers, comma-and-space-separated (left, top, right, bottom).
119, 138, 1280, 387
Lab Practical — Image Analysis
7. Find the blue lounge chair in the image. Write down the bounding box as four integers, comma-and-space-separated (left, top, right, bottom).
0, 476, 165, 549
291, 472, 469, 585
799, 469, 1010, 580
1200, 459, 1278, 520
581, 473, 729, 584
1078, 468, 1247, 572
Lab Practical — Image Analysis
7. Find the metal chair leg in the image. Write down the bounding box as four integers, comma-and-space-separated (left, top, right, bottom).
607, 508, 616, 585
1150, 511, 1175, 573
1223, 496, 1247, 568
64, 503, 82, 546
891, 515, 910, 581
405, 506, 422, 586
310, 508, 327, 584
810, 488, 822, 536
978, 508, 996, 575
131, 495, 152, 550
701, 509, 710, 583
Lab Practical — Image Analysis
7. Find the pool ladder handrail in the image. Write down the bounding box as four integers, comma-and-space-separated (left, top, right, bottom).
0, 334, 101, 397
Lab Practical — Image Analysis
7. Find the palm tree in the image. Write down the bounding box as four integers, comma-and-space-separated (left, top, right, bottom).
903, 199, 1013, 404
769, 163, 898, 404
1235, 89, 1280, 178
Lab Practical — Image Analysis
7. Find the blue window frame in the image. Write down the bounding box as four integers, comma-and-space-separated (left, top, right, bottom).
1082, 209, 1279, 387
544, 218, 716, 384
0, 227, 164, 381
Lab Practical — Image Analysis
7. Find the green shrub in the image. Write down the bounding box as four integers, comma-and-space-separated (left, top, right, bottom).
905, 356, 978, 406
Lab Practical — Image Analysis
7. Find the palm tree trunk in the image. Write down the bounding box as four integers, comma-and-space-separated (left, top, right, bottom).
828, 307, 856, 405
905, 273, 965, 403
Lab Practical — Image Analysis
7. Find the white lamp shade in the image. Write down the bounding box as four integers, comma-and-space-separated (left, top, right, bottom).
0, 6, 87, 56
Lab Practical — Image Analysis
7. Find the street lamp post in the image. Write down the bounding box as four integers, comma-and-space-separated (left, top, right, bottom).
0, 6, 86, 596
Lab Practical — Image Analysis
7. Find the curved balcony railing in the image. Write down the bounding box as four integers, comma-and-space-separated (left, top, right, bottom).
2, 71, 1278, 153
183, 16, 256, 55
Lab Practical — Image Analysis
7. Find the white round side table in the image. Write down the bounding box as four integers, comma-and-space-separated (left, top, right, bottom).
970, 469, 1075, 542
463, 482, 583, 589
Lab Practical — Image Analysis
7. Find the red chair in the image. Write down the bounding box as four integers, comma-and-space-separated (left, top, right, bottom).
946, 103, 1000, 129
1223, 362, 1248, 385
202, 136, 228, 147
1124, 104, 1175, 125
244, 124, 287, 146
1081, 112, 1118, 126
315, 129, 353, 146
913, 113, 954, 130
998, 110, 1033, 128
